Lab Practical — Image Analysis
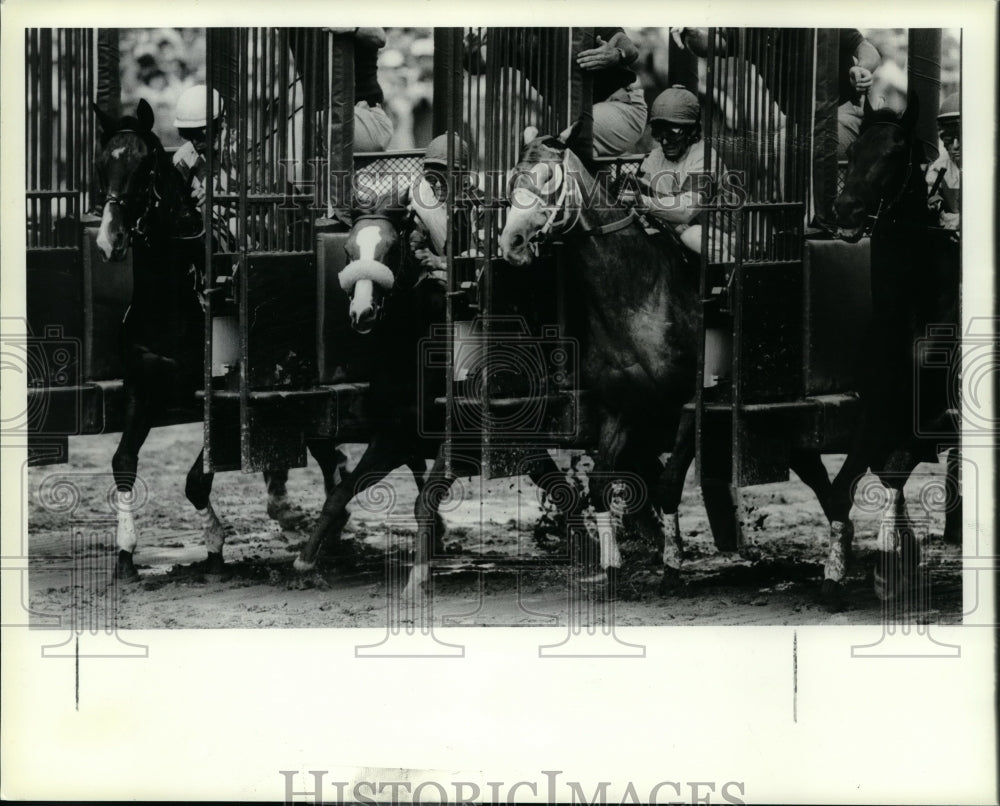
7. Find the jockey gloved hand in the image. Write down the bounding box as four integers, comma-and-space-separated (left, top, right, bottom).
414, 248, 445, 270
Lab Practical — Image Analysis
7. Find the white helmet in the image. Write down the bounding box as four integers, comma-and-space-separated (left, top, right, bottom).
173, 85, 222, 129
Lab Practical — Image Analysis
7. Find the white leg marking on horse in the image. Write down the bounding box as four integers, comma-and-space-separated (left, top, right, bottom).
825, 520, 853, 582
293, 555, 316, 573
115, 492, 138, 553
199, 502, 226, 554
660, 510, 683, 570
96, 203, 116, 260
877, 489, 904, 554
595, 511, 621, 570
354, 224, 382, 261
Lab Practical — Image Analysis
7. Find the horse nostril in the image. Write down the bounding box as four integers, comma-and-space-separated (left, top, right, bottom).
511, 233, 525, 249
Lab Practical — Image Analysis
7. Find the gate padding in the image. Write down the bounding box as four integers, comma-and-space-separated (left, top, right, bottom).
803, 237, 871, 395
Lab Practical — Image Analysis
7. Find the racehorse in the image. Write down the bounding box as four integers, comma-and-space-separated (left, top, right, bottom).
93, 99, 343, 580
499, 127, 838, 593
825, 95, 961, 608
293, 180, 570, 596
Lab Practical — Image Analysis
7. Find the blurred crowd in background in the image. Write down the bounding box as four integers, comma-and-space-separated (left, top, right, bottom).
120, 27, 961, 152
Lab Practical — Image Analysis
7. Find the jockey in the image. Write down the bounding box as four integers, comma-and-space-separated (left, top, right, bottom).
635, 85, 731, 260
926, 92, 960, 232
171, 84, 236, 249
409, 133, 483, 274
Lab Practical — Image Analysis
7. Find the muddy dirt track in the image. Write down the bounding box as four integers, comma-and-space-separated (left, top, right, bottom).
26, 423, 962, 629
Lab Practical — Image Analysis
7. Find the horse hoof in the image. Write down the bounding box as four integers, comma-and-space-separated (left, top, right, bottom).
116, 550, 141, 583
203, 551, 231, 582
293, 555, 316, 573
580, 570, 610, 585
266, 499, 290, 522
820, 579, 846, 613
658, 566, 683, 596
873, 550, 899, 601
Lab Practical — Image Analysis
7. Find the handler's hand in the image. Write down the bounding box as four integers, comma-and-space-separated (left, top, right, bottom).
577, 35, 620, 71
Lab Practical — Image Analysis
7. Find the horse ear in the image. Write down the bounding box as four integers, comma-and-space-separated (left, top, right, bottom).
523, 125, 539, 146
92, 102, 117, 135
136, 99, 155, 132
900, 91, 920, 130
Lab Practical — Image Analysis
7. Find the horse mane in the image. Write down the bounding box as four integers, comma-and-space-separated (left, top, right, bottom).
858, 106, 906, 134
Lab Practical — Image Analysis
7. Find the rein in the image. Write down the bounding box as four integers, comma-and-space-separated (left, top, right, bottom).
862, 122, 917, 233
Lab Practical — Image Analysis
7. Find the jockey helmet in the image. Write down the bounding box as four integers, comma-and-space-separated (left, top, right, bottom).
173, 85, 222, 129
423, 133, 470, 169
937, 92, 960, 123
649, 85, 700, 126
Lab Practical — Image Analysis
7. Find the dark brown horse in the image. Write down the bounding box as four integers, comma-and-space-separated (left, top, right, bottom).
93, 99, 343, 580
499, 128, 837, 593
293, 184, 570, 597
825, 95, 961, 607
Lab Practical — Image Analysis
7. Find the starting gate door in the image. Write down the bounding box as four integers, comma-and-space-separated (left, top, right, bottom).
203, 28, 349, 473
24, 29, 131, 465
434, 27, 592, 478
698, 28, 871, 548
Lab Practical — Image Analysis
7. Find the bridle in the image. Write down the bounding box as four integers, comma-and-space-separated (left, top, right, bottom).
98, 129, 162, 248
343, 211, 411, 325
513, 143, 638, 254
854, 121, 916, 233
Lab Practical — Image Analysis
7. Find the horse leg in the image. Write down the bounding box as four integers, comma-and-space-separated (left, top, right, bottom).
111, 382, 153, 582
873, 450, 921, 602
405, 455, 445, 539
264, 441, 348, 528
308, 438, 350, 497
263, 466, 292, 523
653, 411, 696, 593
943, 446, 962, 545
822, 424, 875, 611
404, 447, 458, 599
293, 434, 402, 572
184, 449, 228, 576
790, 448, 857, 611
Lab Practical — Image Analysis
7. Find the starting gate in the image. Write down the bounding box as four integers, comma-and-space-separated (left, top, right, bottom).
27, 26, 943, 557
24, 29, 138, 466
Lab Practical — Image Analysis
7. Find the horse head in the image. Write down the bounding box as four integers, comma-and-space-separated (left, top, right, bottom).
834, 93, 920, 243
93, 98, 165, 261
340, 189, 413, 334
499, 123, 614, 267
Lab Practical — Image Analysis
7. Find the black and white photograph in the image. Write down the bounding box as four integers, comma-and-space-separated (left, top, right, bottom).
2, 2, 996, 803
